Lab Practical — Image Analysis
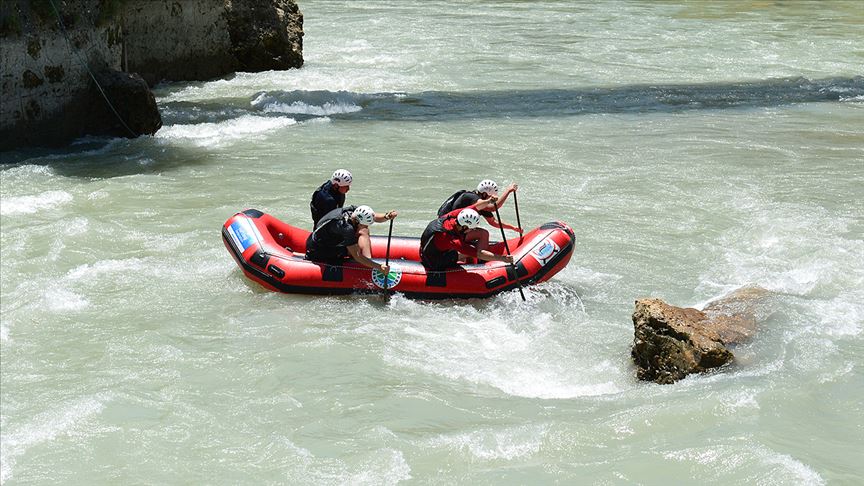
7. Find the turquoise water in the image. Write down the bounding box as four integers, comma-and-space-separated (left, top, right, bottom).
2, 1, 863, 483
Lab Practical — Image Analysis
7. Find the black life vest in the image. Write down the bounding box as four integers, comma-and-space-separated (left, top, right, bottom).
310, 181, 346, 227
437, 190, 470, 217
309, 206, 355, 248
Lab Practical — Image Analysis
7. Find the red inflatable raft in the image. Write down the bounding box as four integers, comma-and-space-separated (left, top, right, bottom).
222, 209, 575, 299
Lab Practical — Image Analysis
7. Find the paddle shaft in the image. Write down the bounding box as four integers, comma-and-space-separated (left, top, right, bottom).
383, 218, 393, 291
513, 190, 523, 235
494, 205, 526, 301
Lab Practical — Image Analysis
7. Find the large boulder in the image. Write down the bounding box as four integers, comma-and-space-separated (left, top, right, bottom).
1, 1, 303, 149
90, 68, 162, 137
225, 0, 304, 72
631, 287, 768, 384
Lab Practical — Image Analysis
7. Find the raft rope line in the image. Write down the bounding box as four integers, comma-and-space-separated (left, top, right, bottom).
48, 0, 138, 137
262, 243, 526, 276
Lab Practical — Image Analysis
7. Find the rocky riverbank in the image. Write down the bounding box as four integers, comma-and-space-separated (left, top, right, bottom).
0, 0, 303, 151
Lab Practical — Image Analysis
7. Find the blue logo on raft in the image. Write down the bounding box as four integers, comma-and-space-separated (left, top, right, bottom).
372, 265, 402, 289
229, 220, 256, 251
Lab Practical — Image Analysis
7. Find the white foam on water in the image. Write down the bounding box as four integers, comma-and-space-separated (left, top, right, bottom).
156, 114, 297, 147
0, 324, 8, 342
303, 115, 333, 124
0, 191, 73, 216
817, 361, 854, 384
0, 164, 55, 180
87, 190, 109, 200
421, 424, 548, 461
62, 217, 90, 236
42, 287, 89, 312
342, 54, 402, 66
718, 390, 761, 413
663, 443, 825, 485
257, 100, 362, 116
0, 396, 106, 483
65, 258, 147, 281
369, 296, 620, 399
759, 450, 826, 486
344, 449, 412, 486
812, 299, 863, 337
156, 65, 421, 103
714, 194, 860, 297
48, 238, 66, 262
281, 439, 411, 486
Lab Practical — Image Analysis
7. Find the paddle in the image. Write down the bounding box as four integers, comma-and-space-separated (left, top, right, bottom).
494, 205, 526, 301
383, 217, 394, 292
513, 190, 523, 240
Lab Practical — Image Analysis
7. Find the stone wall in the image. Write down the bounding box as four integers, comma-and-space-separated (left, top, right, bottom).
122, 0, 237, 86
0, 0, 303, 151
1, 1, 124, 150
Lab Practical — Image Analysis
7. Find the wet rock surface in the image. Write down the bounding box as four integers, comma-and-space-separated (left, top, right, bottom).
91, 69, 162, 138
1, 0, 303, 150
631, 287, 769, 384
226, 0, 304, 72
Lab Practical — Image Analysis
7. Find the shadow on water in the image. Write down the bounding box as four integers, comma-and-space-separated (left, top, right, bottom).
2, 76, 861, 175
0, 136, 210, 179
244, 76, 864, 123
148, 76, 863, 127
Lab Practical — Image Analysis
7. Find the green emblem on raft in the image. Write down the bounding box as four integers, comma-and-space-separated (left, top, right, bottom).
372, 265, 402, 289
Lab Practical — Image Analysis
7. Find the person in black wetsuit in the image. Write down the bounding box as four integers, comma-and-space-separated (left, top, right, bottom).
305, 205, 398, 273
310, 169, 353, 228
437, 179, 522, 233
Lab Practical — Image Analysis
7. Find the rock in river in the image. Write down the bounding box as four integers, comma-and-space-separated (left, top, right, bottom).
631, 287, 769, 384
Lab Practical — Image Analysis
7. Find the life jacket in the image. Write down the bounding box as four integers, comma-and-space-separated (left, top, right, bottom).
309, 206, 355, 248
420, 214, 460, 266
436, 190, 470, 217
310, 181, 345, 227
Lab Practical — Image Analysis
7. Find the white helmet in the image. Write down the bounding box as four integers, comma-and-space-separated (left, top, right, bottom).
352, 205, 375, 225
457, 208, 481, 229
332, 169, 353, 187
476, 179, 498, 197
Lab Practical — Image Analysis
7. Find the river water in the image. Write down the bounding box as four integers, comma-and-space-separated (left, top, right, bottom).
2, 1, 863, 484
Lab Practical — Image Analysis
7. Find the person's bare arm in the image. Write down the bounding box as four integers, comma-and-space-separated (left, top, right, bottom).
373, 210, 398, 223
347, 244, 388, 273
476, 249, 513, 263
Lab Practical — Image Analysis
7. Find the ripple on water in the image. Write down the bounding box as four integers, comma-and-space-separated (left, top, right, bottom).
156, 114, 297, 148
42, 287, 90, 312
355, 292, 622, 400
663, 443, 825, 485
0, 191, 73, 216
420, 423, 549, 462
0, 395, 108, 483
279, 440, 411, 486
251, 91, 363, 116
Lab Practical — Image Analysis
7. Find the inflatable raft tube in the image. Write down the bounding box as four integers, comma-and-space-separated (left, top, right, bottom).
222, 209, 575, 299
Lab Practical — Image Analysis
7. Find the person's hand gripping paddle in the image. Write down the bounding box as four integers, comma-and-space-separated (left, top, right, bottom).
494, 204, 526, 301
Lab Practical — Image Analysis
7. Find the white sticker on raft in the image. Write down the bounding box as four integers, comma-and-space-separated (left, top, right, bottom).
227, 217, 263, 252
372, 264, 403, 289
531, 239, 560, 266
